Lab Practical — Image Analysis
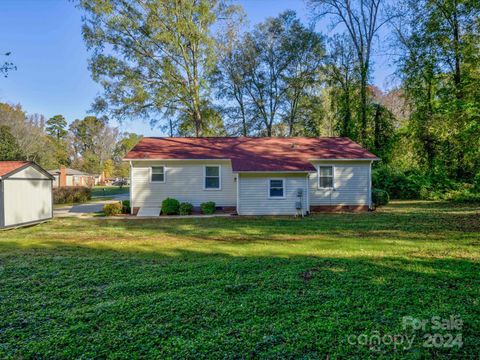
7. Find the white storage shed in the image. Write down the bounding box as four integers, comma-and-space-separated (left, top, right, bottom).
0, 161, 54, 229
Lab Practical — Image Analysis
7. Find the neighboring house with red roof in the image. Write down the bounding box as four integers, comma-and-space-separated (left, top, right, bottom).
124, 137, 379, 216
0, 161, 54, 228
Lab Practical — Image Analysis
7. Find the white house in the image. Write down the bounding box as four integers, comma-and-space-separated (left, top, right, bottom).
124, 137, 379, 216
0, 161, 54, 229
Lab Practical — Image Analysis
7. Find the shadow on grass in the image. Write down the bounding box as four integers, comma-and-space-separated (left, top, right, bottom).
33, 206, 480, 244
0, 241, 478, 359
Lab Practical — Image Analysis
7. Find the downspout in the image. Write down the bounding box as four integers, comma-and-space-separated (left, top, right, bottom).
305, 173, 310, 215
236, 174, 240, 215
0, 179, 4, 228
129, 161, 133, 215
368, 161, 373, 210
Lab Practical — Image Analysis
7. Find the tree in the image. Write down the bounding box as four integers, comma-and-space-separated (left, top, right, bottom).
211, 7, 258, 136
212, 34, 253, 136
392, 0, 480, 180
282, 17, 325, 136
0, 125, 23, 160
113, 132, 143, 178
230, 11, 325, 136
0, 103, 54, 166
1, 52, 16, 77
309, 0, 389, 144
69, 116, 119, 173
324, 34, 359, 139
243, 12, 293, 136
103, 159, 115, 178
80, 0, 237, 136
46, 115, 68, 140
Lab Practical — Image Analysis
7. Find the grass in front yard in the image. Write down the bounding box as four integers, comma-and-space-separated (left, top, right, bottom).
0, 201, 478, 358
91, 186, 129, 197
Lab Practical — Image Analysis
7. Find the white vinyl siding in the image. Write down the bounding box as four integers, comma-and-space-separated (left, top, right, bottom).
130, 159, 372, 212
238, 173, 307, 215
10, 166, 50, 179
131, 160, 235, 207
309, 161, 370, 206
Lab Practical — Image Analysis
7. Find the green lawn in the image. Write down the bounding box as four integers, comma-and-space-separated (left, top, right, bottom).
91, 186, 129, 197
0, 201, 478, 358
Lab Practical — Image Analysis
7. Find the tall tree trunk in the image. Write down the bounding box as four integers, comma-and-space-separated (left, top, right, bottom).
192, 107, 202, 137
360, 67, 368, 144
452, 3, 462, 100
239, 102, 247, 136
341, 82, 352, 137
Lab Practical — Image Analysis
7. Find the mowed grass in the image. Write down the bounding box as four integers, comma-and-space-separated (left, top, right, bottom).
91, 186, 129, 197
0, 201, 478, 358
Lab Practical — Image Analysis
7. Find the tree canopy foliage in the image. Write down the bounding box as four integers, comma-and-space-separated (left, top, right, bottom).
80, 0, 237, 136
1, 0, 478, 199
0, 102, 141, 178
75, 0, 480, 197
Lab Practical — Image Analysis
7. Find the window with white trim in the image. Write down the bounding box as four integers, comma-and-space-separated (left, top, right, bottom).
269, 179, 285, 198
318, 166, 334, 188
204, 165, 220, 189
151, 166, 165, 182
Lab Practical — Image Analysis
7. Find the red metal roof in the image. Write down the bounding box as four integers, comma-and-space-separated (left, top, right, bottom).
124, 137, 379, 172
0, 161, 29, 177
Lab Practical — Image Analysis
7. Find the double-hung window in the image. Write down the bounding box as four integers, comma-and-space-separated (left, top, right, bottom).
269, 179, 285, 198
318, 166, 334, 188
204, 165, 221, 190
151, 166, 165, 182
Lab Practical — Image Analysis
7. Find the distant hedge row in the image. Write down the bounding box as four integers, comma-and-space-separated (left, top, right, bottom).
53, 186, 91, 204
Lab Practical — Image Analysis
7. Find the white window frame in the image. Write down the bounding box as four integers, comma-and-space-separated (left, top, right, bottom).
268, 178, 286, 199
149, 166, 166, 183
203, 165, 221, 190
318, 165, 334, 189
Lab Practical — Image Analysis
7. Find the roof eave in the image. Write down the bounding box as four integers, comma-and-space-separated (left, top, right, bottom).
309, 157, 380, 161
232, 170, 316, 173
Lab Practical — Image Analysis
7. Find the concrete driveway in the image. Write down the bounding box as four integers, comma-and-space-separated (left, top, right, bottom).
54, 193, 129, 217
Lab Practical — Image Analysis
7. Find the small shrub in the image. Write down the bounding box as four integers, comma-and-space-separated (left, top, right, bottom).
442, 189, 480, 203
372, 188, 389, 208
179, 202, 193, 215
200, 201, 216, 214
162, 198, 180, 215
53, 186, 92, 204
121, 200, 131, 214
103, 202, 122, 216
473, 172, 480, 193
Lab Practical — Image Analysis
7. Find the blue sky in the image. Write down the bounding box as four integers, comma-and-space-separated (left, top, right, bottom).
0, 0, 394, 136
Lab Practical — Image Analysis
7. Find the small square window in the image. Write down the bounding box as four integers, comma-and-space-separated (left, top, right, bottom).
151, 166, 164, 182
205, 166, 221, 189
318, 166, 333, 188
269, 179, 284, 198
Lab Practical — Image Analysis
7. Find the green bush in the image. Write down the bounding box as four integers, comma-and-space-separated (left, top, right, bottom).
179, 202, 193, 215
372, 165, 459, 200
442, 189, 480, 203
473, 172, 480, 193
372, 188, 390, 208
121, 200, 131, 214
103, 202, 123, 216
162, 198, 180, 215
200, 201, 216, 214
53, 186, 92, 204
